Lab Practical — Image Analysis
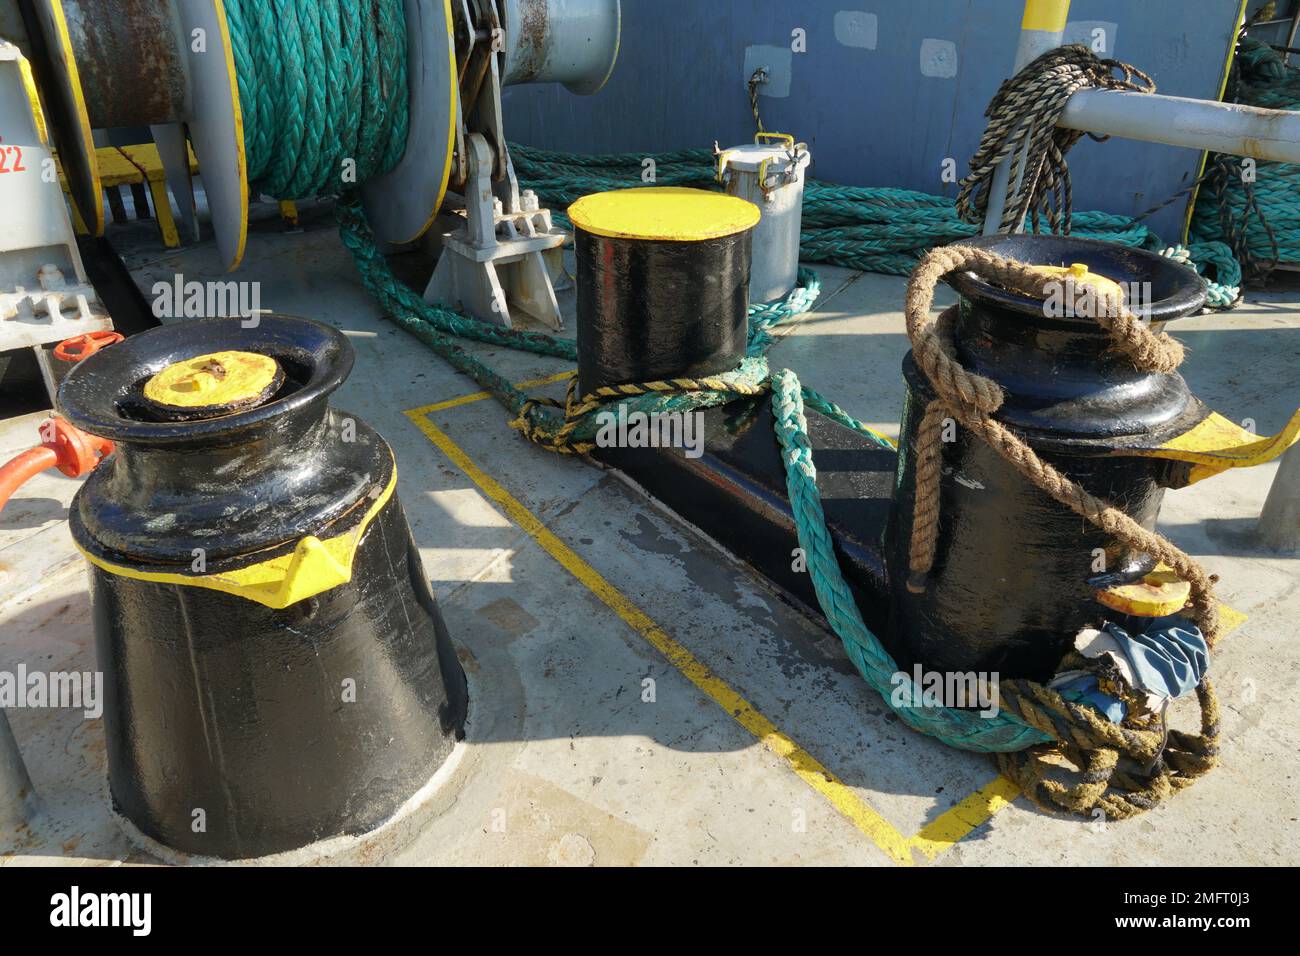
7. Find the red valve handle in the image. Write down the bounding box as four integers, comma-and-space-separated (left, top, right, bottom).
53, 330, 124, 363
0, 418, 114, 514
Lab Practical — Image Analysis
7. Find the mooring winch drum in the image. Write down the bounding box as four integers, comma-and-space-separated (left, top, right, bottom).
569, 186, 760, 394
884, 234, 1210, 681
56, 315, 468, 860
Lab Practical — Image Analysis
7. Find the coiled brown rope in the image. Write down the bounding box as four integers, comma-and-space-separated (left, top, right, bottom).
902, 243, 1220, 643
956, 45, 1156, 233
995, 674, 1220, 819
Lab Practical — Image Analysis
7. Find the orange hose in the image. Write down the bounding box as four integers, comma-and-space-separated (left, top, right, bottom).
0, 446, 60, 513
0, 419, 114, 515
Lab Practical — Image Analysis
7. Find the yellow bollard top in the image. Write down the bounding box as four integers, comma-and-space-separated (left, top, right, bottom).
1025, 261, 1127, 305
143, 350, 281, 412
568, 187, 761, 242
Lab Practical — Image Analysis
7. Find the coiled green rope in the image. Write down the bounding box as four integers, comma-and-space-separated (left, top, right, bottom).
1190, 39, 1300, 271
224, 0, 409, 198
511, 143, 1241, 306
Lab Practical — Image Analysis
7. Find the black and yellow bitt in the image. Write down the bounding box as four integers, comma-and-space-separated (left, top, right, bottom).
569, 186, 760, 393
57, 316, 468, 860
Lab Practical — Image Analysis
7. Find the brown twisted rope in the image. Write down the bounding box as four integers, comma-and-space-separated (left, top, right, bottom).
508, 369, 769, 455
956, 45, 1156, 234
996, 675, 1220, 819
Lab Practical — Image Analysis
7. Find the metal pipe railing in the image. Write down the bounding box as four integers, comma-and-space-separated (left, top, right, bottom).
1060, 89, 1300, 165
982, 0, 1300, 231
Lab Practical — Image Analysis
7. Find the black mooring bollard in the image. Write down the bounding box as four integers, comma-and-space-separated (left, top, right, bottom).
57, 315, 468, 859
884, 234, 1209, 681
569, 186, 758, 394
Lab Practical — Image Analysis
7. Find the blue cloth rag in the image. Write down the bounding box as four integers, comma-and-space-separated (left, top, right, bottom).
1105, 614, 1209, 701
1053, 615, 1210, 723
1054, 674, 1128, 722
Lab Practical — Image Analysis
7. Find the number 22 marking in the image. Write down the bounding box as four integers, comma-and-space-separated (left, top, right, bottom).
0, 145, 27, 174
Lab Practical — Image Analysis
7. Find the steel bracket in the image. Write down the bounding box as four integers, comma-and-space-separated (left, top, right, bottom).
424, 132, 566, 329
0, 39, 111, 401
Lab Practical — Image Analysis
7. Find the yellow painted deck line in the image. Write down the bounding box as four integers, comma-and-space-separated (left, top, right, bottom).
403, 401, 918, 865
906, 775, 1021, 860
410, 369, 577, 416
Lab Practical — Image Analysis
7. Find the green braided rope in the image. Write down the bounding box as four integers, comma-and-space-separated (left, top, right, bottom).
1161, 242, 1242, 308
529, 357, 776, 452
748, 269, 820, 356
225, 0, 409, 198
799, 385, 897, 448
1190, 39, 1300, 269
512, 143, 1244, 307
770, 367, 1052, 752
337, 197, 579, 360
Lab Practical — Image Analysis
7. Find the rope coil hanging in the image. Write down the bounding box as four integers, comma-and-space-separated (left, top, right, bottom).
956, 44, 1155, 234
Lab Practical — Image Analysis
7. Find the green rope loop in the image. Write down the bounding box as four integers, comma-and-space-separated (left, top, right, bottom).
769, 368, 1052, 752
1160, 242, 1242, 308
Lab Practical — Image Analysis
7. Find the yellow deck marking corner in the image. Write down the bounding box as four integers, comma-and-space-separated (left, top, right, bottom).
404, 396, 922, 865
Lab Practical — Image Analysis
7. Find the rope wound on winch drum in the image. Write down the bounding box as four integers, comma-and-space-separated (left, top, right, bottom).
957, 45, 1155, 234
223, 0, 409, 199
